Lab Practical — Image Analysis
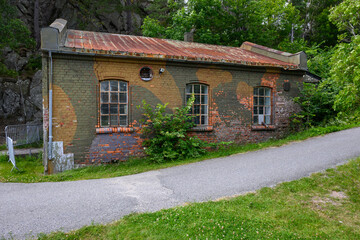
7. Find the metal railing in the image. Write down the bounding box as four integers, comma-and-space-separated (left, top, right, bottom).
5, 124, 43, 147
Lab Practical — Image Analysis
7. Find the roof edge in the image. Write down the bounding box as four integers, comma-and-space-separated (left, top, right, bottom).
41, 19, 68, 50
240, 42, 308, 70
42, 48, 307, 72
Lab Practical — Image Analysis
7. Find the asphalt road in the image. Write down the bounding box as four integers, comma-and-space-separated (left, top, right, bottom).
1, 127, 360, 239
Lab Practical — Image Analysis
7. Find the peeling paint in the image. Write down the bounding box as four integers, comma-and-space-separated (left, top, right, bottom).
49, 141, 74, 173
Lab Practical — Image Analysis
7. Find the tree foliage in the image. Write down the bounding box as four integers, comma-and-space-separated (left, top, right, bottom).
0, 0, 35, 77
295, 0, 360, 123
331, 35, 360, 116
290, 0, 342, 47
0, 0, 35, 50
326, 0, 360, 118
142, 0, 301, 48
329, 0, 360, 40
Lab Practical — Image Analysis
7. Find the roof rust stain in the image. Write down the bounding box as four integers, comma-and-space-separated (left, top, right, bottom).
63, 30, 298, 69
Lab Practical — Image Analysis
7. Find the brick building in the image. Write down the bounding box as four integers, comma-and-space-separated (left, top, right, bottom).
41, 19, 317, 173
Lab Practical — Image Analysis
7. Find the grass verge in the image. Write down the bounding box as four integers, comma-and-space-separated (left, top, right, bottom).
0, 123, 359, 183
0, 141, 42, 151
38, 156, 360, 239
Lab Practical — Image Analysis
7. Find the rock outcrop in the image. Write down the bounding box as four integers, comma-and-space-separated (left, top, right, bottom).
0, 48, 42, 123
1, 0, 149, 143
14, 0, 147, 44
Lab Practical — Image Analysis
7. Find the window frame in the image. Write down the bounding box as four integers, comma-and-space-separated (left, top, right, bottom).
99, 80, 129, 127
186, 83, 209, 126
252, 86, 272, 126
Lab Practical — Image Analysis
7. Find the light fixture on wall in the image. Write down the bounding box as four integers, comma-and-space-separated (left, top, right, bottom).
159, 68, 165, 75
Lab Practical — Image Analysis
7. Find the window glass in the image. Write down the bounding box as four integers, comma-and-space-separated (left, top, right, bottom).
100, 80, 128, 127
110, 81, 118, 91
101, 81, 109, 91
110, 93, 118, 103
186, 84, 209, 125
253, 87, 272, 125
101, 93, 108, 103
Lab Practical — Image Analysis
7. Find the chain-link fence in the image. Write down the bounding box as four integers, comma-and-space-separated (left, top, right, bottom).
5, 124, 43, 147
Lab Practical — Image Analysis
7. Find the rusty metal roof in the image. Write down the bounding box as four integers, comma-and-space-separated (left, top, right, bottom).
63, 29, 298, 69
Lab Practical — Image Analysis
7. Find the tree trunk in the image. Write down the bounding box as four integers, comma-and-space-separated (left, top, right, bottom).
34, 0, 40, 48
126, 0, 133, 33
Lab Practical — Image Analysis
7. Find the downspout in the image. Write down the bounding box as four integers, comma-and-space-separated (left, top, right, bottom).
48, 51, 53, 159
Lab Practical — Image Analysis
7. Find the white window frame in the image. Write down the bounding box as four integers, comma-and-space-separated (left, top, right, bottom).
100, 80, 128, 127
253, 87, 272, 125
186, 84, 209, 125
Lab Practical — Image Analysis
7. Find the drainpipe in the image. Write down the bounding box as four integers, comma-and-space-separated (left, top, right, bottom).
48, 51, 53, 159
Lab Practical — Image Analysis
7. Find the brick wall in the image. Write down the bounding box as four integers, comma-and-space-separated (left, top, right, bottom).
45, 54, 303, 168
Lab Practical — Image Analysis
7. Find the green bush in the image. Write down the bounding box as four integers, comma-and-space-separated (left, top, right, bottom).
138, 96, 208, 163
291, 81, 338, 129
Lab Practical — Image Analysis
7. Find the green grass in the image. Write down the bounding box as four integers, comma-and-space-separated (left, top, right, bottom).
0, 141, 42, 151
0, 144, 6, 151
0, 123, 359, 183
38, 156, 360, 239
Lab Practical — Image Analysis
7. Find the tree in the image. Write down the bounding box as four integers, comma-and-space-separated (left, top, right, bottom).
142, 0, 302, 48
0, 0, 35, 50
330, 36, 360, 116
327, 0, 360, 117
290, 0, 342, 47
145, 0, 184, 26
329, 0, 360, 41
0, 0, 35, 77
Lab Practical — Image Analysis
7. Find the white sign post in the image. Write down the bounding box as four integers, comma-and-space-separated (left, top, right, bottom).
6, 137, 19, 171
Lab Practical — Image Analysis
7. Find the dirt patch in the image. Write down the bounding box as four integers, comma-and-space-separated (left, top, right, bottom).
311, 191, 348, 210
329, 191, 347, 199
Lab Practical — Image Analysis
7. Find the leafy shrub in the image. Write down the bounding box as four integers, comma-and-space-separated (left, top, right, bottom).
138, 96, 209, 163
292, 81, 338, 129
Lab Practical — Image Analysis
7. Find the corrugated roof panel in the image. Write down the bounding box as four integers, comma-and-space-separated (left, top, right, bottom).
63, 30, 298, 69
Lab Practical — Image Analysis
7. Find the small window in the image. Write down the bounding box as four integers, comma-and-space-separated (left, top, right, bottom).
100, 80, 128, 127
253, 87, 272, 125
186, 84, 208, 125
140, 67, 153, 81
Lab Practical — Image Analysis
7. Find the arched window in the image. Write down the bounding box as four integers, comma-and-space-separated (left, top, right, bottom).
253, 87, 272, 125
186, 84, 208, 125
100, 80, 128, 127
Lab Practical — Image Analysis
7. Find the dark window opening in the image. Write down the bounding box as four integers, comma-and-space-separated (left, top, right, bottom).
140, 67, 153, 81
